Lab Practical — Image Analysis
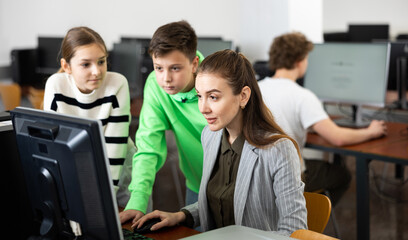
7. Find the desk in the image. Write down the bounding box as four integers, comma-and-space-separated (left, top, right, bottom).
122, 221, 200, 240
306, 121, 408, 240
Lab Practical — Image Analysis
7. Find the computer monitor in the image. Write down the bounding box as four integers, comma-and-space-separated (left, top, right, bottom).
304, 43, 390, 128
253, 60, 274, 81
1, 112, 35, 239
120, 37, 151, 58
11, 107, 124, 240
114, 38, 154, 98
111, 42, 146, 98
10, 48, 38, 86
348, 24, 389, 42
323, 32, 350, 42
387, 42, 408, 109
37, 37, 64, 74
197, 38, 233, 57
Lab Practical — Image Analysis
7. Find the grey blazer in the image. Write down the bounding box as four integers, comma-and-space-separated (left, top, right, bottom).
183, 126, 307, 236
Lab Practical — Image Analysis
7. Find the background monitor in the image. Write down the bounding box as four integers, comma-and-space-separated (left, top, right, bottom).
348, 24, 389, 42
253, 60, 274, 81
111, 41, 145, 98
323, 32, 350, 42
386, 42, 408, 109
120, 37, 151, 58
37, 37, 63, 74
386, 42, 408, 90
11, 48, 38, 86
114, 37, 154, 98
388, 42, 408, 109
197, 38, 233, 57
304, 43, 390, 127
11, 107, 124, 240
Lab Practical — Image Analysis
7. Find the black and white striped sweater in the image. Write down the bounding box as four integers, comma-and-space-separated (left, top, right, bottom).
43, 72, 131, 189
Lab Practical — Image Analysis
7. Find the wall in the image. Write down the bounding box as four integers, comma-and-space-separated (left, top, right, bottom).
323, 0, 408, 39
0, 0, 322, 66
289, 0, 323, 43
5, 1, 407, 67
238, 0, 322, 62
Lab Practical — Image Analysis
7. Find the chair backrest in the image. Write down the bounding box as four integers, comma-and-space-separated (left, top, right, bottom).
304, 192, 332, 233
291, 229, 339, 240
0, 83, 21, 110
27, 87, 44, 109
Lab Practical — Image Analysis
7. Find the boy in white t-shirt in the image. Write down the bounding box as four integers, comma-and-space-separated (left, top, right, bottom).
258, 32, 387, 205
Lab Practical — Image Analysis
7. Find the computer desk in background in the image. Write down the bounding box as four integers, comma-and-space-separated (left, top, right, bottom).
305, 121, 408, 240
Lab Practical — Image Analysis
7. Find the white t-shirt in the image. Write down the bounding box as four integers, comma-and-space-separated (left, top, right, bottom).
258, 77, 328, 152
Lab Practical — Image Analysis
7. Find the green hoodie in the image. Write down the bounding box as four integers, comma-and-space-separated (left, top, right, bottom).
125, 51, 207, 212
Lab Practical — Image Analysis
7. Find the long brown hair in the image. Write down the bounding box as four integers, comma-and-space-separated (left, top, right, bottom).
58, 26, 108, 73
198, 50, 301, 156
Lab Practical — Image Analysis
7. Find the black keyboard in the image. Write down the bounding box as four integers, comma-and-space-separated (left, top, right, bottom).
122, 228, 154, 240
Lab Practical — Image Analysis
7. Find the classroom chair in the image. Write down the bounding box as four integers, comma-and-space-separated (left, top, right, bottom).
312, 189, 340, 237
291, 229, 339, 240
0, 82, 21, 110
304, 192, 331, 233
27, 86, 44, 109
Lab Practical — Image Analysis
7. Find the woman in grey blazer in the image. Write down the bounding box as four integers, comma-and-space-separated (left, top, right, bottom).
134, 50, 307, 236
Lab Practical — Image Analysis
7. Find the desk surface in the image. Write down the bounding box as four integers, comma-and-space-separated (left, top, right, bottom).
306, 121, 408, 162
122, 220, 200, 240
305, 121, 408, 240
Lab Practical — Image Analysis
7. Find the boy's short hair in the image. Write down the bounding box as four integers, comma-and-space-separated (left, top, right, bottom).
149, 20, 197, 61
268, 32, 313, 71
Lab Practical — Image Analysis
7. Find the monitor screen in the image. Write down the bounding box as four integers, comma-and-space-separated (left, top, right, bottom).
253, 60, 274, 81
387, 42, 408, 90
120, 37, 154, 88
304, 43, 390, 107
197, 38, 233, 57
111, 42, 144, 98
37, 37, 63, 74
348, 24, 389, 42
120, 37, 151, 57
11, 107, 124, 240
304, 43, 390, 127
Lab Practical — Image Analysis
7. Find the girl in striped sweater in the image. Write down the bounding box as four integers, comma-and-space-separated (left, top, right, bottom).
43, 26, 131, 206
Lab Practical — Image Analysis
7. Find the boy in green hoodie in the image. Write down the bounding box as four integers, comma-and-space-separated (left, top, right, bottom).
119, 20, 207, 224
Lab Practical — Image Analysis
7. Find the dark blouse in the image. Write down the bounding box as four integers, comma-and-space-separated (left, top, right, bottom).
206, 129, 245, 228
181, 129, 245, 228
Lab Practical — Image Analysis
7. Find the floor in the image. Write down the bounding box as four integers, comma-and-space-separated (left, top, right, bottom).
322, 157, 408, 240
151, 131, 408, 240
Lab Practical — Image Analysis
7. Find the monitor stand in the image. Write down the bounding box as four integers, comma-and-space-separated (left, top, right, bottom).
334, 105, 370, 128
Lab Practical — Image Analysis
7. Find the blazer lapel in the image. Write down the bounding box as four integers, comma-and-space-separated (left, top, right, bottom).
199, 129, 222, 231
234, 141, 258, 225
201, 129, 222, 190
